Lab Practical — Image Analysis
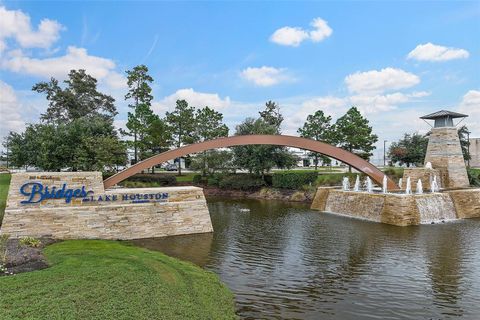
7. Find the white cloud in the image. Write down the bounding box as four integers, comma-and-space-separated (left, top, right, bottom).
152, 88, 231, 114
270, 27, 309, 47
457, 90, 480, 135
350, 91, 430, 114
270, 17, 332, 47
241, 66, 291, 87
283, 90, 431, 135
309, 18, 333, 42
0, 80, 25, 137
407, 42, 469, 62
345, 67, 420, 94
0, 6, 63, 52
283, 96, 347, 134
1, 46, 127, 89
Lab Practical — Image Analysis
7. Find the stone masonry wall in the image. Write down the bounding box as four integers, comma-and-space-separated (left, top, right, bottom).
402, 168, 443, 191
311, 187, 480, 226
424, 127, 469, 188
447, 189, 480, 219
324, 190, 385, 222
1, 172, 213, 239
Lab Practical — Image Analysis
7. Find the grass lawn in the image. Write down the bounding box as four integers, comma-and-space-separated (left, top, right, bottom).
0, 240, 236, 320
174, 172, 198, 183
0, 173, 11, 225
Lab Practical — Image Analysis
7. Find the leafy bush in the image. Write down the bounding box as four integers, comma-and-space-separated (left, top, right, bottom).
218, 174, 265, 191
314, 173, 364, 187
207, 177, 219, 187
19, 236, 42, 248
468, 169, 480, 187
207, 173, 224, 187
192, 174, 203, 184
272, 171, 318, 189
0, 234, 9, 264
123, 174, 176, 186
383, 167, 404, 180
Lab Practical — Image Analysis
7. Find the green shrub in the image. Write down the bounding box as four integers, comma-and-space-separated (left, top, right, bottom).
315, 173, 364, 187
19, 236, 42, 248
383, 167, 404, 180
219, 174, 265, 191
0, 234, 9, 264
272, 171, 318, 189
192, 174, 203, 184
468, 169, 480, 187
207, 174, 224, 187
123, 174, 176, 186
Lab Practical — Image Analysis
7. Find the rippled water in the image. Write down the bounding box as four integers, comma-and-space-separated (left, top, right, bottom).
133, 197, 480, 319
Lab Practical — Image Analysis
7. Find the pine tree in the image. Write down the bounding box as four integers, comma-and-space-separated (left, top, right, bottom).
123, 65, 156, 164
333, 107, 378, 172
298, 110, 333, 170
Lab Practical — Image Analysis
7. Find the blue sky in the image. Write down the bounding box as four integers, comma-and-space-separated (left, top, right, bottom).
1, 1, 479, 160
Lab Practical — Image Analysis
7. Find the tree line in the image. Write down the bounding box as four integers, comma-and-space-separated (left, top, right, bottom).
3, 66, 379, 175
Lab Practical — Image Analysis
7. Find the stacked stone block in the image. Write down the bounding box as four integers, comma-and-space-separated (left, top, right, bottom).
424, 127, 469, 188
1, 172, 213, 239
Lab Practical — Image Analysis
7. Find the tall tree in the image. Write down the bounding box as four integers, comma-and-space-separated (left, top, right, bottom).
33, 69, 117, 124
123, 65, 156, 164
233, 118, 280, 176
8, 69, 126, 172
165, 100, 197, 175
333, 106, 378, 172
388, 132, 428, 167
259, 100, 283, 130
233, 116, 297, 177
195, 106, 229, 176
298, 110, 333, 170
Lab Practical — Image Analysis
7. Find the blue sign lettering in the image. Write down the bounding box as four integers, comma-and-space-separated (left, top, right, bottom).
20, 182, 92, 204
20, 182, 169, 205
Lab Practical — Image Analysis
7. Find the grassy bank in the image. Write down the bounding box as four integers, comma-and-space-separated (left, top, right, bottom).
0, 240, 236, 320
0, 174, 11, 225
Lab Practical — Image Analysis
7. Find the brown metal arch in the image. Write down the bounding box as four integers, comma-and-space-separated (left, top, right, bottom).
104, 135, 395, 189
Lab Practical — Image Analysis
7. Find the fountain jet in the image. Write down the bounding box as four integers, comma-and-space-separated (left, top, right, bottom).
342, 177, 350, 191
365, 177, 373, 193
405, 177, 412, 195
416, 179, 423, 194
382, 175, 388, 194
354, 175, 360, 192
431, 175, 439, 193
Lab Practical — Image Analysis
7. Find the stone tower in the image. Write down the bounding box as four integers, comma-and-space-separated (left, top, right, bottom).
421, 110, 469, 188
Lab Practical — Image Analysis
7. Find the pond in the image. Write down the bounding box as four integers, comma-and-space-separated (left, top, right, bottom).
133, 197, 480, 320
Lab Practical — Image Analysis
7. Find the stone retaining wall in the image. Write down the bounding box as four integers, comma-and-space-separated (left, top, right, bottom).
311, 187, 480, 226
1, 172, 213, 239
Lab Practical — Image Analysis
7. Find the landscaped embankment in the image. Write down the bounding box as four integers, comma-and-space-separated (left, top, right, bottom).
0, 240, 236, 319
0, 173, 11, 226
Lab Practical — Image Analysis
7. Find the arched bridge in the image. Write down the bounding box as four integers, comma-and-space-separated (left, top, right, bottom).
104, 135, 395, 189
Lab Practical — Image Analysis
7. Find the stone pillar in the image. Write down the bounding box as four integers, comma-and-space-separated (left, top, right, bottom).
424, 127, 469, 188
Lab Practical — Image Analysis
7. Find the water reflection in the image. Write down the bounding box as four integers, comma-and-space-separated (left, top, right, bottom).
134, 197, 480, 320
131, 233, 213, 267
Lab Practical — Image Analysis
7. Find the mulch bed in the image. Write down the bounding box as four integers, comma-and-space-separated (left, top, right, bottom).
1, 238, 56, 276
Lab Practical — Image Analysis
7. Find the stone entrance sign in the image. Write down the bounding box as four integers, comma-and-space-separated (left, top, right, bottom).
1, 172, 213, 240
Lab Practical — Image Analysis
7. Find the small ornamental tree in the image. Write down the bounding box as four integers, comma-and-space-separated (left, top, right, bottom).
388, 132, 428, 167
458, 125, 471, 164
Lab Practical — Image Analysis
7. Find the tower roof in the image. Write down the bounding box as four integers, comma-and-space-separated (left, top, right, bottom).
420, 110, 468, 120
